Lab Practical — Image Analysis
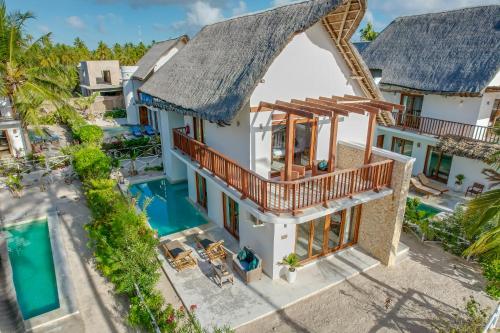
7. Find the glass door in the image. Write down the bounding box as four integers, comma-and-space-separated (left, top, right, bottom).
293, 120, 316, 169
425, 146, 452, 183
195, 173, 207, 210
223, 194, 239, 239
193, 117, 204, 143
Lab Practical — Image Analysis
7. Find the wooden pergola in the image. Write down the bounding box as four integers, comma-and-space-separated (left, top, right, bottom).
257, 95, 403, 181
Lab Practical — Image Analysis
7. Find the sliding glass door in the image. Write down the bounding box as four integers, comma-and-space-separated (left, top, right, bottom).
295, 206, 361, 263
425, 146, 452, 183
222, 194, 239, 240
195, 173, 207, 210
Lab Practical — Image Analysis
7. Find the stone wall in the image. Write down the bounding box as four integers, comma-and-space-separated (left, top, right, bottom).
337, 142, 414, 266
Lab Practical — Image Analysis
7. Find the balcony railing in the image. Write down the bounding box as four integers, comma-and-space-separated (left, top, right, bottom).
388, 112, 499, 143
173, 128, 394, 215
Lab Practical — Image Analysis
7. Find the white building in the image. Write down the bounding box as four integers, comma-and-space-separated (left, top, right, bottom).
124, 36, 188, 128
138, 0, 413, 280
0, 98, 26, 159
356, 5, 500, 191
78, 60, 123, 97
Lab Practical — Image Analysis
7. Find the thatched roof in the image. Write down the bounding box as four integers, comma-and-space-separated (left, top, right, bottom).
437, 135, 500, 162
353, 41, 371, 54
358, 5, 500, 94
132, 35, 188, 81
139, 0, 348, 123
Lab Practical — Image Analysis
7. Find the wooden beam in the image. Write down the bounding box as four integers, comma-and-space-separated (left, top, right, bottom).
277, 100, 335, 118
343, 94, 405, 111
292, 99, 349, 116
337, 0, 352, 43
364, 112, 377, 164
259, 102, 314, 119
315, 97, 366, 115
305, 97, 363, 115
328, 114, 339, 172
284, 114, 295, 181
329, 96, 380, 114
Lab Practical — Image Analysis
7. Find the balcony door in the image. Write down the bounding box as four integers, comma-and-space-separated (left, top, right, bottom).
400, 93, 423, 129
139, 106, 149, 125
193, 117, 204, 143
295, 206, 361, 263
222, 194, 239, 240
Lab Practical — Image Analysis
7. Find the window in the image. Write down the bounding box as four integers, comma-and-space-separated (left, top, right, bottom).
195, 173, 207, 210
102, 70, 111, 84
222, 194, 239, 239
400, 93, 423, 116
424, 146, 453, 183
490, 99, 500, 127
391, 137, 413, 156
192, 117, 204, 143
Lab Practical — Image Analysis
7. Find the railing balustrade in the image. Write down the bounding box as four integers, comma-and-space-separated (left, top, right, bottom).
173, 127, 394, 215
389, 112, 499, 143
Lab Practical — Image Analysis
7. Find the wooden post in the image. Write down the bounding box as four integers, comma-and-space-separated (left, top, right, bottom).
364, 112, 377, 165
284, 114, 295, 181
328, 114, 339, 172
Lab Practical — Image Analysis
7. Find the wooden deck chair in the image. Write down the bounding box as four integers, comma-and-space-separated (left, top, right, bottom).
417, 173, 449, 194
410, 178, 441, 197
161, 240, 197, 272
195, 234, 226, 262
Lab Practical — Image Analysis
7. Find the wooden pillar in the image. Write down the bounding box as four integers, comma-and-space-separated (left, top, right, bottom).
364, 112, 377, 164
327, 114, 339, 172
284, 114, 295, 181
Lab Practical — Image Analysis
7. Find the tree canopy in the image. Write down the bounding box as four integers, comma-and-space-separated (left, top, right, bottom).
360, 22, 379, 41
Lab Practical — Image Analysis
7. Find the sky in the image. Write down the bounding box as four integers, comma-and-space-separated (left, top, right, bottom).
6, 0, 500, 48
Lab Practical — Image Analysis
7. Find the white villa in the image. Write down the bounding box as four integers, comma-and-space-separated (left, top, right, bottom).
0, 98, 26, 159
123, 36, 188, 128
138, 0, 413, 280
356, 5, 500, 191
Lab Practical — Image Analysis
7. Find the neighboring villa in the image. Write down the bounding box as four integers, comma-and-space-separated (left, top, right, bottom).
356, 5, 500, 191
138, 0, 414, 280
123, 36, 188, 128
78, 60, 124, 97
0, 98, 26, 158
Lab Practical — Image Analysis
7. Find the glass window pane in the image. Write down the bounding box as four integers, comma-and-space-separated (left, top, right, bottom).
311, 217, 325, 256
343, 207, 359, 245
328, 212, 342, 250
295, 223, 310, 261
271, 124, 286, 172
294, 122, 313, 167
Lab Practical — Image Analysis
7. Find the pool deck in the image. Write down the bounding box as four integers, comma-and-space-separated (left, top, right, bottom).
409, 188, 471, 212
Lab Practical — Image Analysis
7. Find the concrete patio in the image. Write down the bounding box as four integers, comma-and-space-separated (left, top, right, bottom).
158, 224, 409, 330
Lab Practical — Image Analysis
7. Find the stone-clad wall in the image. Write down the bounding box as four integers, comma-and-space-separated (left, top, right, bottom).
337, 142, 414, 266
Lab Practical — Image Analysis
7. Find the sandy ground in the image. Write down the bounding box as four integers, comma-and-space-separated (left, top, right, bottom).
0, 172, 181, 333
237, 234, 497, 333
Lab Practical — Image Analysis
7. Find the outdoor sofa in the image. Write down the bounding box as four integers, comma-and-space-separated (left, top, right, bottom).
232, 247, 262, 283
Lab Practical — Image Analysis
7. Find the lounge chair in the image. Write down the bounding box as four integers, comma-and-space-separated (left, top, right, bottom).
417, 173, 449, 194
144, 125, 156, 136
410, 178, 441, 197
465, 182, 484, 197
43, 128, 60, 143
131, 126, 143, 137
161, 240, 197, 272
195, 233, 226, 262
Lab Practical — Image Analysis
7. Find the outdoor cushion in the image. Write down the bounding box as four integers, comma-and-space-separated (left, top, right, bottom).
248, 256, 259, 271
318, 160, 328, 171
237, 249, 247, 261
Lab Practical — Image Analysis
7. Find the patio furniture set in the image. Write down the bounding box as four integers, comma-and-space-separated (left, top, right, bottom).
161, 233, 262, 288
410, 173, 484, 198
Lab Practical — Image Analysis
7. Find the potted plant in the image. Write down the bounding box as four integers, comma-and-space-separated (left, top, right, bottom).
454, 174, 465, 192
279, 253, 301, 283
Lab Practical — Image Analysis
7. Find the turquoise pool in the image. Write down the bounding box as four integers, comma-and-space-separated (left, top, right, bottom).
407, 198, 443, 217
129, 179, 208, 236
5, 219, 60, 320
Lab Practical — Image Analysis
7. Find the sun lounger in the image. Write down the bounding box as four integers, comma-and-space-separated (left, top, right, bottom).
161, 240, 197, 272
43, 128, 60, 143
195, 233, 226, 262
144, 125, 156, 136
417, 173, 449, 194
410, 178, 441, 197
131, 126, 143, 137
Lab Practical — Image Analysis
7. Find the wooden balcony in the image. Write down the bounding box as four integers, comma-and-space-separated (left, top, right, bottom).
173, 128, 394, 215
387, 112, 499, 143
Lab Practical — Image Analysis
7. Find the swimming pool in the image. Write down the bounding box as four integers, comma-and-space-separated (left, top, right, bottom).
102, 125, 131, 139
129, 178, 208, 236
5, 219, 60, 320
407, 198, 443, 217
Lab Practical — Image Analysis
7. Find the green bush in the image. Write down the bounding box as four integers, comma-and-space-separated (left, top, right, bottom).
75, 125, 104, 145
433, 296, 489, 333
104, 109, 127, 119
73, 146, 111, 180
481, 259, 500, 299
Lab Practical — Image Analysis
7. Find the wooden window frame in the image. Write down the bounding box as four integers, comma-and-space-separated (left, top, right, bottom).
294, 206, 362, 264
391, 136, 413, 156
195, 173, 207, 210
270, 117, 318, 176
424, 146, 451, 183
222, 194, 239, 240
400, 92, 424, 116
376, 135, 385, 148
193, 116, 204, 143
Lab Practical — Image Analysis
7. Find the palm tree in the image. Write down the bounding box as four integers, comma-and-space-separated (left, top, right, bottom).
360, 22, 379, 41
463, 126, 500, 260
0, 1, 75, 129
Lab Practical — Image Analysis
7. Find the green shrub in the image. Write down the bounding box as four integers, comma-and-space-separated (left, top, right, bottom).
73, 146, 111, 180
433, 296, 488, 333
124, 136, 150, 148
481, 259, 500, 299
104, 109, 127, 119
75, 125, 104, 145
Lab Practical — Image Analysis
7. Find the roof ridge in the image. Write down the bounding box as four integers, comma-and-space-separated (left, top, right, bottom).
152, 34, 188, 45
394, 4, 499, 21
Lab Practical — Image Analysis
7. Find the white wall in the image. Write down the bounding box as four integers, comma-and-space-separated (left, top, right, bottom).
6, 127, 25, 157
122, 67, 139, 124
448, 156, 498, 191
247, 21, 371, 176
488, 70, 500, 87
477, 91, 500, 127
159, 110, 187, 182
381, 90, 483, 125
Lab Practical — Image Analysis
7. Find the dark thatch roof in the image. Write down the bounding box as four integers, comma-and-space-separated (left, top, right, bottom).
358, 5, 500, 94
353, 41, 371, 54
132, 35, 188, 81
437, 135, 500, 162
139, 0, 345, 123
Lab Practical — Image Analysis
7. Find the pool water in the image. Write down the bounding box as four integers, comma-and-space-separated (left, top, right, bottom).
5, 220, 60, 319
102, 125, 131, 138
407, 199, 443, 217
129, 179, 208, 236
